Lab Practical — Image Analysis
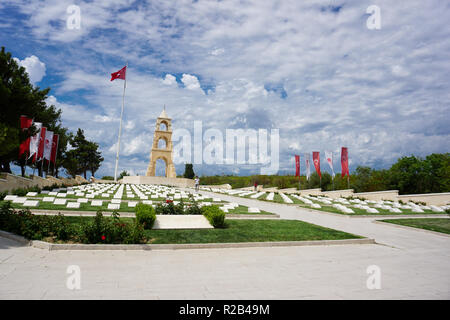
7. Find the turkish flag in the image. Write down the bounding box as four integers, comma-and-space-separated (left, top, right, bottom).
19, 115, 33, 157
37, 127, 47, 161
43, 130, 53, 161
313, 151, 321, 178
110, 66, 126, 81
50, 134, 59, 164
295, 155, 300, 177
341, 147, 349, 177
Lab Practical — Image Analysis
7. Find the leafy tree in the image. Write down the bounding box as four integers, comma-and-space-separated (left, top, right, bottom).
183, 163, 195, 179
63, 129, 103, 178
388, 155, 427, 194
423, 153, 450, 193
119, 170, 130, 180
85, 141, 104, 177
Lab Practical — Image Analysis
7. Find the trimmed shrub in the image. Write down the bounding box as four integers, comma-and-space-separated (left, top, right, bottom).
135, 203, 156, 229
42, 183, 60, 191
202, 205, 226, 228
0, 191, 7, 201
11, 188, 27, 196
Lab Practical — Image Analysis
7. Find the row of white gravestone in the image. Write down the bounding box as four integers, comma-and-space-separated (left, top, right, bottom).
207, 187, 448, 214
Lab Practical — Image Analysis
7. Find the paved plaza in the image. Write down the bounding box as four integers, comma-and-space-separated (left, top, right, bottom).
0, 189, 449, 299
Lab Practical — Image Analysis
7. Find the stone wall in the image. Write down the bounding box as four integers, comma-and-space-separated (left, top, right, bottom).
397, 193, 450, 206
320, 189, 354, 199
298, 188, 323, 196
0, 173, 35, 192
31, 175, 54, 188
0, 173, 82, 193
46, 176, 64, 186
75, 175, 89, 184
353, 190, 399, 201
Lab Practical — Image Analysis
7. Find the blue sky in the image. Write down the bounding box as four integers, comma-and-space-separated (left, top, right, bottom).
1, 0, 449, 178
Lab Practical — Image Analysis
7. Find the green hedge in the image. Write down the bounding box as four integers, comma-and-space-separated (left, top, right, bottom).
0, 202, 146, 244
202, 205, 226, 228
135, 203, 156, 229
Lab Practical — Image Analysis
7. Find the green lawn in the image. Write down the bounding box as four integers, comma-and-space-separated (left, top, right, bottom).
2, 199, 228, 213
57, 216, 362, 244
145, 219, 362, 244
381, 218, 450, 234
4, 200, 136, 212
296, 203, 445, 216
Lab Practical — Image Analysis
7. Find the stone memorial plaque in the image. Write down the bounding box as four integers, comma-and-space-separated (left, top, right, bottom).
67, 202, 81, 209
53, 199, 67, 205
23, 200, 39, 207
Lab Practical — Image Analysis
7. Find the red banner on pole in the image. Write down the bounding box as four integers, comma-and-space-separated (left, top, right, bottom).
341, 147, 349, 177
313, 151, 321, 178
50, 134, 59, 164
295, 155, 300, 177
19, 116, 33, 157
37, 127, 46, 161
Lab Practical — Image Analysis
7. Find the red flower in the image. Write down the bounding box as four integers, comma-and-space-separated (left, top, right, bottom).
166, 199, 173, 203
101, 235, 106, 240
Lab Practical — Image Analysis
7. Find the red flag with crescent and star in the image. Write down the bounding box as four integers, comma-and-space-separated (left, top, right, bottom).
110, 66, 126, 81
341, 147, 349, 177
312, 151, 321, 178
295, 155, 300, 177
19, 115, 33, 157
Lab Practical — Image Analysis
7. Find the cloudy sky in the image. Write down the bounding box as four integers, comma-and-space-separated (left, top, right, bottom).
2, 0, 449, 177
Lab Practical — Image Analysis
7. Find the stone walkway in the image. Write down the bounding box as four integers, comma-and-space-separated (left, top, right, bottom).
0, 189, 449, 299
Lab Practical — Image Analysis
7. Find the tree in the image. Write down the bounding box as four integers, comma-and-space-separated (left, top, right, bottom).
85, 141, 104, 177
183, 163, 195, 179
423, 153, 450, 193
63, 129, 103, 178
0, 46, 63, 175
388, 155, 427, 194
119, 170, 130, 180
352, 166, 372, 193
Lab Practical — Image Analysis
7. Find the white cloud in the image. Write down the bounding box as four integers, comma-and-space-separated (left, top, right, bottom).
14, 55, 46, 83
162, 74, 177, 85
210, 48, 224, 56
181, 74, 201, 91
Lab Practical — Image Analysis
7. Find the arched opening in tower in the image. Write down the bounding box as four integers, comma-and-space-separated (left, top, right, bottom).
158, 138, 167, 149
159, 122, 167, 131
155, 158, 167, 177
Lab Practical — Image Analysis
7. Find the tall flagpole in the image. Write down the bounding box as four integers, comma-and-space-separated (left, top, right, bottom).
114, 62, 127, 182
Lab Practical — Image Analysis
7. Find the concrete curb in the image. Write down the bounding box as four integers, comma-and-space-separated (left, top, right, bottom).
0, 230, 375, 251
0, 230, 30, 246
373, 220, 450, 238
226, 214, 280, 219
